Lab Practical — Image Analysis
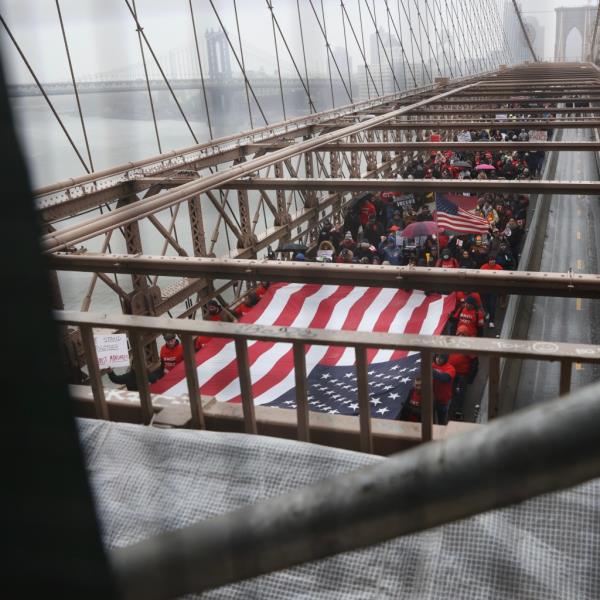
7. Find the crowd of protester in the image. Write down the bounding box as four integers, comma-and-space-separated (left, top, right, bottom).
105, 126, 545, 425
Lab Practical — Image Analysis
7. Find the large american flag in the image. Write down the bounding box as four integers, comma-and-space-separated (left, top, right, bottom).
151, 283, 455, 418
435, 193, 490, 234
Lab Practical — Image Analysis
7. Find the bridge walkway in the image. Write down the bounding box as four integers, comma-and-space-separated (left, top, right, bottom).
515, 127, 600, 408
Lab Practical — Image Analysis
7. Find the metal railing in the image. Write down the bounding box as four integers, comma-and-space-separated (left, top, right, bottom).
107, 373, 600, 600
58, 310, 600, 449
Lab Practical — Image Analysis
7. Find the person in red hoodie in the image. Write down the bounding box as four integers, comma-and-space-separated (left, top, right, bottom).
451, 295, 484, 337
160, 333, 184, 374
432, 353, 455, 425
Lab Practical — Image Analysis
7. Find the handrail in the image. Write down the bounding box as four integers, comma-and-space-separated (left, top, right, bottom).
57, 310, 599, 441
108, 378, 600, 599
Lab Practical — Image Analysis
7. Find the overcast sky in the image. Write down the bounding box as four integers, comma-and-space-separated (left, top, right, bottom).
0, 0, 597, 83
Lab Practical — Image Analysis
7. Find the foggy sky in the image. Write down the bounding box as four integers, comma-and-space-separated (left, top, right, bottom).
0, 0, 597, 84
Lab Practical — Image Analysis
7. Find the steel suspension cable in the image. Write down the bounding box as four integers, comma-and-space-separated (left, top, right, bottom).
0, 15, 90, 173
266, 1, 318, 114
431, 0, 460, 77
364, 0, 403, 92
320, 0, 337, 107
384, 0, 416, 88
233, 0, 254, 130
397, 0, 418, 88
130, 0, 161, 153
413, 0, 444, 79
267, 0, 287, 120
207, 0, 269, 125
123, 0, 198, 144
340, 1, 380, 96
340, 2, 354, 101
421, 0, 436, 81
356, 0, 372, 98
307, 0, 353, 103
459, 0, 492, 73
481, 0, 506, 69
55, 0, 94, 171
188, 0, 214, 139
400, 0, 431, 85
453, 0, 483, 75
412, 0, 432, 82
441, 0, 464, 76
444, 0, 469, 76
488, 0, 513, 67
370, 0, 386, 93
296, 0, 313, 113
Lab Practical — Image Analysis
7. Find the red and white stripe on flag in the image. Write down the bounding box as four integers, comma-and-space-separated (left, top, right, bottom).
435, 207, 489, 234
151, 283, 456, 405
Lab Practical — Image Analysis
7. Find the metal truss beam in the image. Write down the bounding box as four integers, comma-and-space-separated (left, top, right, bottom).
48, 254, 600, 299
320, 120, 600, 130
245, 142, 600, 152
218, 178, 600, 195
40, 81, 481, 253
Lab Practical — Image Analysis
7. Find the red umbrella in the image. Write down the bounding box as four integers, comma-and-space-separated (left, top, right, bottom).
400, 220, 441, 238
475, 163, 495, 171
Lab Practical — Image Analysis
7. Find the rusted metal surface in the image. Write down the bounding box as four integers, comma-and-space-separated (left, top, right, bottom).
48, 254, 600, 299
56, 311, 600, 366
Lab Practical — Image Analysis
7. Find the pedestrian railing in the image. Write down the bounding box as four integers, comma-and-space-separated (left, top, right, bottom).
57, 310, 600, 452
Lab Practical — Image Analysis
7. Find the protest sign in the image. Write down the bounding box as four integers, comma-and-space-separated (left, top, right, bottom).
94, 333, 130, 368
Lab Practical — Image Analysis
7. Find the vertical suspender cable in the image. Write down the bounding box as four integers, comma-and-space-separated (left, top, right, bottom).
357, 0, 372, 98
124, 0, 198, 144
267, 1, 318, 113
131, 0, 162, 153
233, 0, 254, 129
55, 0, 94, 171
189, 0, 214, 139
385, 0, 417, 88
340, 1, 354, 101
267, 0, 287, 121
0, 15, 90, 173
319, 0, 336, 108
307, 0, 353, 103
371, 0, 385, 94
296, 0, 314, 113
397, 0, 418, 88
422, 0, 435, 82
208, 0, 270, 125
363, 1, 402, 93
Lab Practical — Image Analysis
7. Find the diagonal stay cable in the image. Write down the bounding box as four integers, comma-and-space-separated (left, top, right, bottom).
131, 0, 162, 153
383, 0, 417, 88
55, 0, 94, 171
122, 0, 198, 144
0, 14, 90, 173
340, 1, 380, 97
363, 0, 404, 92
267, 0, 287, 120
207, 0, 269, 125
296, 0, 314, 113
233, 0, 254, 130
267, 0, 318, 114
307, 0, 353, 102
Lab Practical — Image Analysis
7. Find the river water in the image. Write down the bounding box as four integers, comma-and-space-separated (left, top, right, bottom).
11, 90, 289, 312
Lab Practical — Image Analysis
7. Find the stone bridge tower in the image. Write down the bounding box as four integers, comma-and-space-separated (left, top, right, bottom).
554, 5, 596, 61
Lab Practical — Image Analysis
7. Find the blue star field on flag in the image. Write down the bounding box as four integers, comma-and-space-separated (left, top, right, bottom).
264, 354, 421, 419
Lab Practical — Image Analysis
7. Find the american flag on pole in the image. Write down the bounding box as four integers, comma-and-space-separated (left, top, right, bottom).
435, 193, 490, 234
151, 283, 456, 419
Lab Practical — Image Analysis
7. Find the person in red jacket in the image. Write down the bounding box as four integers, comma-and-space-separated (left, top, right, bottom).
234, 292, 260, 318
401, 378, 422, 422
448, 326, 478, 419
435, 248, 459, 268
432, 353, 456, 425
480, 255, 503, 328
160, 333, 184, 374
195, 299, 225, 350
451, 295, 484, 337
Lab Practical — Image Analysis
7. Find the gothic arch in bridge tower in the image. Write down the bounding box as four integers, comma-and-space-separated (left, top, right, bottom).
554, 6, 596, 61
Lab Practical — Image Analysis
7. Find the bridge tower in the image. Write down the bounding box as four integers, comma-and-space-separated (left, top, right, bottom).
554, 5, 596, 61
205, 29, 232, 80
